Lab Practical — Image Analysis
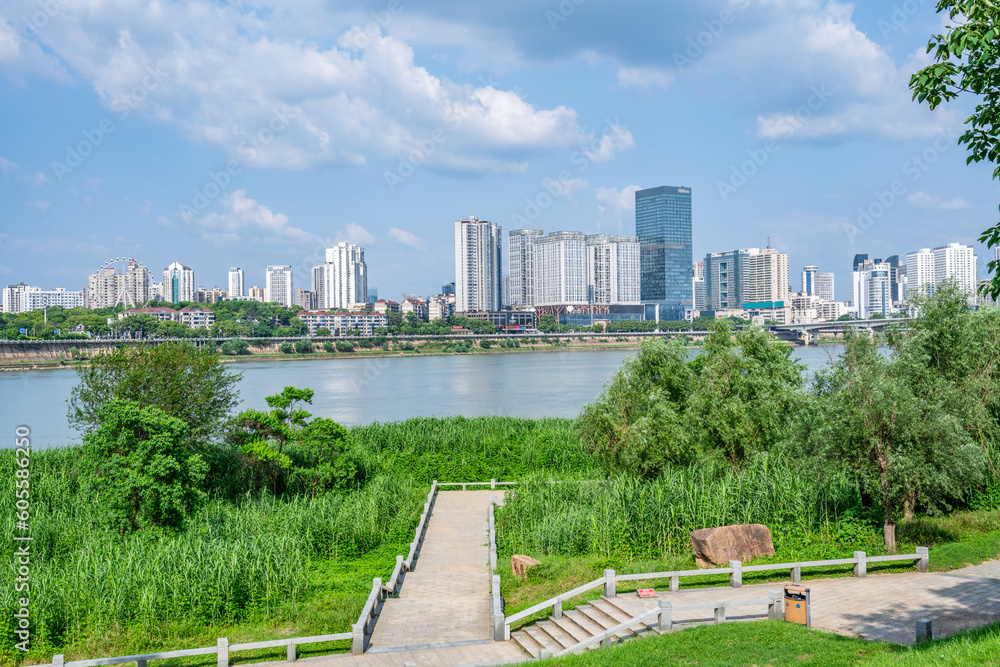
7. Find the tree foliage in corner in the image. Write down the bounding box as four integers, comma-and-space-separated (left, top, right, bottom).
81, 399, 209, 534
910, 0, 1000, 298
68, 341, 241, 444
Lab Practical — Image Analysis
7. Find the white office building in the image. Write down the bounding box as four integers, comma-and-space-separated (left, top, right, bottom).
228, 267, 245, 298
508, 229, 542, 306
852, 260, 892, 319
163, 261, 195, 304
905, 248, 936, 299
454, 216, 502, 312
264, 265, 294, 307
934, 242, 977, 298
586, 234, 640, 305
2, 284, 85, 313
312, 243, 368, 310
534, 231, 588, 306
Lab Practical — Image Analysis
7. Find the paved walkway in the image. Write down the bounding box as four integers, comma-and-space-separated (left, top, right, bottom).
253, 492, 1000, 666
358, 489, 525, 665
610, 559, 1000, 646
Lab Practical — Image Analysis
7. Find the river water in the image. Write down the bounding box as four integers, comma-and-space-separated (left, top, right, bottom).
1, 345, 844, 449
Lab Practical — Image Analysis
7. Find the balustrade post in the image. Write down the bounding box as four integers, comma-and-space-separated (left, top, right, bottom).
658, 598, 672, 632
603, 569, 616, 597
854, 551, 867, 578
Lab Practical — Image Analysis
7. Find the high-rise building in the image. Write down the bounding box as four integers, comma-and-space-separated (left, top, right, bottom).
741, 248, 788, 306
312, 242, 368, 310
693, 261, 705, 280
636, 186, 693, 320
508, 229, 543, 306
934, 242, 977, 298
248, 286, 265, 301
535, 231, 588, 305
296, 288, 317, 310
801, 265, 818, 296
454, 216, 502, 312
906, 248, 935, 299
704, 247, 788, 310
264, 265, 293, 307
163, 261, 195, 304
85, 259, 153, 309
815, 272, 835, 302
587, 234, 640, 305
367, 287, 378, 304
228, 267, 244, 298
2, 284, 84, 313
852, 259, 891, 318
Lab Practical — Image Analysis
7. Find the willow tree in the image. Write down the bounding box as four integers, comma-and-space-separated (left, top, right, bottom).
814, 332, 982, 552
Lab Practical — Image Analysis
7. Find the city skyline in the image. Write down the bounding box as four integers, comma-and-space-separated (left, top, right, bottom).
1, 2, 996, 303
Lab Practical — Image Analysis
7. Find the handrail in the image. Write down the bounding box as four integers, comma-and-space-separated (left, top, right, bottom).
504, 547, 929, 638
505, 576, 607, 626
554, 608, 659, 656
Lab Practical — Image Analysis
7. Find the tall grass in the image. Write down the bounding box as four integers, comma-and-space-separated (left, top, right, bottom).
496, 453, 863, 560
0, 447, 423, 659
347, 416, 597, 482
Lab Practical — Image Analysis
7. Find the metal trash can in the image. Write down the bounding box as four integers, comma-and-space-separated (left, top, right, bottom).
784, 584, 811, 627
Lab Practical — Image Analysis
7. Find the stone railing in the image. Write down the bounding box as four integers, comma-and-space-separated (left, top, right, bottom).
502, 548, 929, 640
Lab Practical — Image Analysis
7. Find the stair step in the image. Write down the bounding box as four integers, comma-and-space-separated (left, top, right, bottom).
564, 609, 607, 636
550, 615, 592, 644
511, 630, 542, 657
524, 626, 563, 655
577, 605, 635, 643
600, 596, 659, 637
590, 599, 633, 625
537, 620, 576, 650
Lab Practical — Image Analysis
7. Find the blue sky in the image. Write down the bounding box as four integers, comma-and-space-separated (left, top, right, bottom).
0, 0, 996, 302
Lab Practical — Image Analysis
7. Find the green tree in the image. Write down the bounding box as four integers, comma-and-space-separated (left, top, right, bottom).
687, 322, 804, 467
578, 322, 803, 476
291, 418, 358, 498
80, 399, 208, 534
910, 0, 1000, 298
68, 342, 240, 444
813, 331, 982, 552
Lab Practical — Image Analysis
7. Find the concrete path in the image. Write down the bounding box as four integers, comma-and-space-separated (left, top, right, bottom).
250, 492, 1000, 666
363, 490, 526, 664
609, 559, 1000, 646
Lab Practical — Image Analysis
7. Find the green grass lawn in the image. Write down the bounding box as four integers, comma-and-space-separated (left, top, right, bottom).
542, 619, 1000, 666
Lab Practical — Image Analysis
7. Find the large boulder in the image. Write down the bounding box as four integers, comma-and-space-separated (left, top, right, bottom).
690, 524, 774, 568
512, 554, 541, 578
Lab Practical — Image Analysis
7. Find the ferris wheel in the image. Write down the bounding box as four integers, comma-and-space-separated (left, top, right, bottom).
96, 257, 155, 309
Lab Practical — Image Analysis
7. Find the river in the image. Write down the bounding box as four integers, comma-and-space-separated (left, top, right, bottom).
1, 345, 845, 448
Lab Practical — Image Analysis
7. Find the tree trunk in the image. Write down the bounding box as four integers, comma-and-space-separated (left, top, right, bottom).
903, 490, 916, 521
884, 517, 897, 554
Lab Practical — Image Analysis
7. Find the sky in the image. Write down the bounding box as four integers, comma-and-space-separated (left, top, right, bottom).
0, 0, 996, 303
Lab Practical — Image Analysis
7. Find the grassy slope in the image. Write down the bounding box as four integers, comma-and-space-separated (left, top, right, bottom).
543, 620, 1000, 667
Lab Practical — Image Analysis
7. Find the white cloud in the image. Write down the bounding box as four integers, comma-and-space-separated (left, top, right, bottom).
138, 199, 152, 215
541, 176, 589, 207
7, 3, 586, 172
595, 185, 641, 230
342, 222, 375, 246
906, 192, 972, 210
388, 227, 426, 250
584, 125, 635, 163
189, 190, 319, 244
27, 199, 50, 211
0, 157, 16, 173
616, 66, 676, 91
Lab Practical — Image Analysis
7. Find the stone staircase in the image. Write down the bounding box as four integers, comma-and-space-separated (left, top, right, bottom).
511, 596, 659, 657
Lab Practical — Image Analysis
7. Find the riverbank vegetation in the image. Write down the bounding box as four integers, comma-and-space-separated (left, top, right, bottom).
2, 285, 999, 664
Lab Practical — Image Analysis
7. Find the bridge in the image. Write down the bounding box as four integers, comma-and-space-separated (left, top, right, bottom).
772, 317, 910, 344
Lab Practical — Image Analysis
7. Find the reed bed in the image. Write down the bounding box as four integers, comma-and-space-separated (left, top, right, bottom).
348, 416, 597, 482
0, 448, 423, 658
496, 453, 862, 560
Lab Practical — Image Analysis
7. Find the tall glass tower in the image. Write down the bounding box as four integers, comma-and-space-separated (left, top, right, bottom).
635, 185, 693, 320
